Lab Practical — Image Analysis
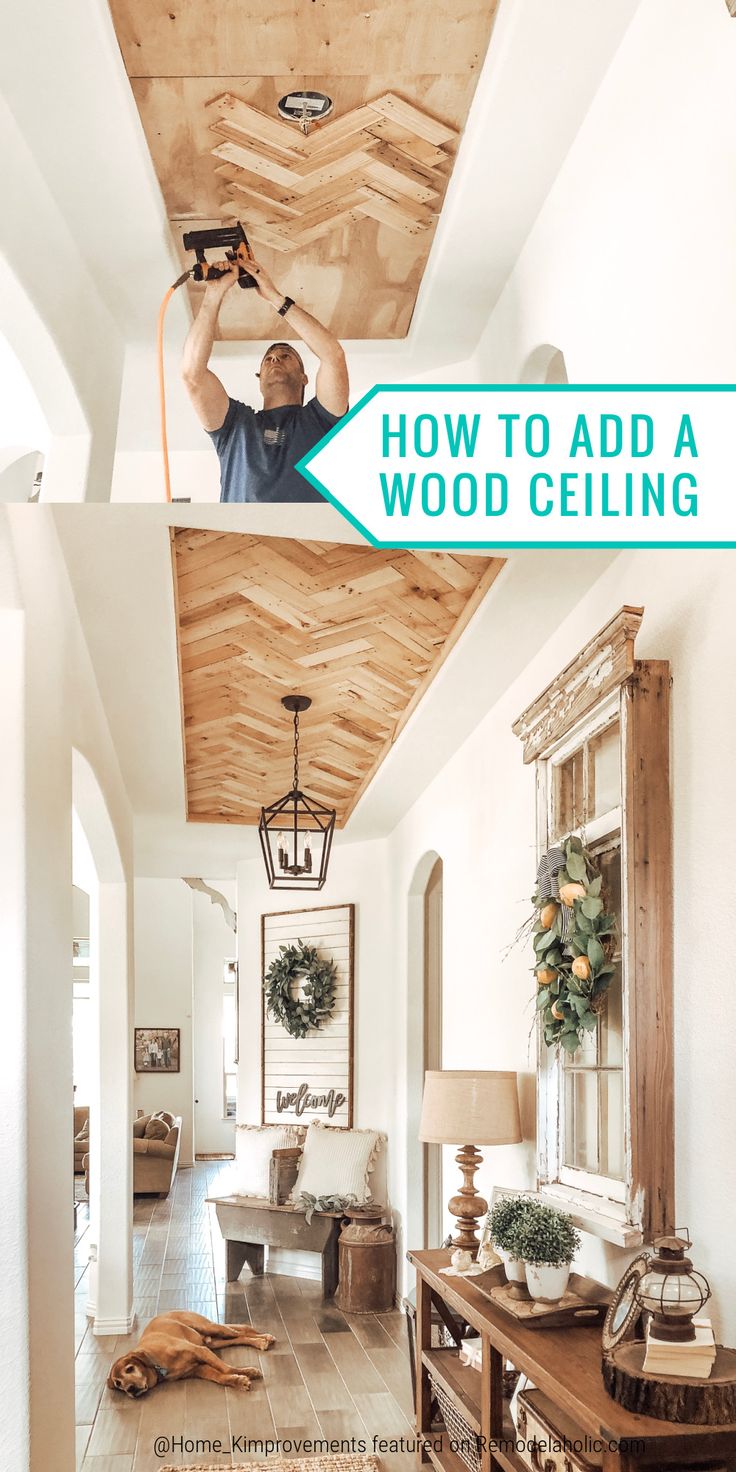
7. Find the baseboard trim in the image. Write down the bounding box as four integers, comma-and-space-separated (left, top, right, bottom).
93, 1311, 137, 1336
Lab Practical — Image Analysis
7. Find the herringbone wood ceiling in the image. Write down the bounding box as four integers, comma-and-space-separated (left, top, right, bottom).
172, 530, 504, 826
106, 0, 500, 340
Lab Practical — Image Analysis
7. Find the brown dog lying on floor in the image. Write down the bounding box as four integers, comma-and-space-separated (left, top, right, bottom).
107, 1310, 275, 1397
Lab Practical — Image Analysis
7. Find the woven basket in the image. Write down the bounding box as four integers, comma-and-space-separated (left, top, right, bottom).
431, 1378, 481, 1472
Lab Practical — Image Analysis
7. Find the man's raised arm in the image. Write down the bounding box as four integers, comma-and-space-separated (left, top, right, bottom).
181, 265, 237, 431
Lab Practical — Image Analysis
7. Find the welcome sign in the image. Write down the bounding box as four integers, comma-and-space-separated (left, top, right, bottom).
261, 904, 354, 1128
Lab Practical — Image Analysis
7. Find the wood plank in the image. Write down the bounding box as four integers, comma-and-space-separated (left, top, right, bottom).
355, 188, 434, 235
369, 92, 459, 146
622, 660, 675, 1240
207, 92, 308, 156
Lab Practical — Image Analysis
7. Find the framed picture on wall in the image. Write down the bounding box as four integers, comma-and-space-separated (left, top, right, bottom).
134, 1027, 180, 1073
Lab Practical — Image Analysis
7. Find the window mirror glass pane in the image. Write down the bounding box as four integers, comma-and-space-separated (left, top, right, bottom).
598, 1070, 624, 1180
599, 960, 623, 1067
564, 1069, 598, 1172
589, 721, 620, 817
553, 746, 585, 837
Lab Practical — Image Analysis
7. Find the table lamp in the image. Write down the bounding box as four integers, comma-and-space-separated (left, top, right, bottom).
418, 1069, 522, 1255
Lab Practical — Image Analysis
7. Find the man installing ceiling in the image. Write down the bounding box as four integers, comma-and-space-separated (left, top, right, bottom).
181, 253, 348, 504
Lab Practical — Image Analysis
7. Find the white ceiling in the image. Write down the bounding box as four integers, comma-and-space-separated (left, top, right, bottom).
53, 505, 616, 875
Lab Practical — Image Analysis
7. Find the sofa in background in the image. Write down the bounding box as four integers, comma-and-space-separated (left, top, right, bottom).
133, 1111, 182, 1197
74, 1106, 90, 1174
82, 1110, 182, 1199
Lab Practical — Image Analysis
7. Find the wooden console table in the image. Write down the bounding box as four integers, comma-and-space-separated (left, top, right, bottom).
409, 1248, 736, 1472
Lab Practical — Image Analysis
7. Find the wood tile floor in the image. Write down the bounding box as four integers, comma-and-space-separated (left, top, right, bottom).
75, 1163, 415, 1471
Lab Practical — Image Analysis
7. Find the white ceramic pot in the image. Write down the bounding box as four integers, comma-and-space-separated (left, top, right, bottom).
497, 1248, 527, 1286
524, 1261, 570, 1304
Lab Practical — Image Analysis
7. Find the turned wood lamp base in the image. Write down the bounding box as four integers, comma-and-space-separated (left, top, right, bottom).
447, 1144, 487, 1257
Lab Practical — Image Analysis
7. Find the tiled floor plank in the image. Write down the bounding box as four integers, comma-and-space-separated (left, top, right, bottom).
73, 1163, 413, 1472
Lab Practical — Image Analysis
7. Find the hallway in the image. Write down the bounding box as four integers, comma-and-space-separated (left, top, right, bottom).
74, 1164, 414, 1471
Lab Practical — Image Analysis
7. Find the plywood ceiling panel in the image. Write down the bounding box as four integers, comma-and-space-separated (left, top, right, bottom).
172, 530, 505, 825
107, 2, 500, 339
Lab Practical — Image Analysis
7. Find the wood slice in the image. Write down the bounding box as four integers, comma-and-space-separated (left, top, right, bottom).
602, 1342, 736, 1424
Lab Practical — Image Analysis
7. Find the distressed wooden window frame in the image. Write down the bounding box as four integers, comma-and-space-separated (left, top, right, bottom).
513, 607, 674, 1247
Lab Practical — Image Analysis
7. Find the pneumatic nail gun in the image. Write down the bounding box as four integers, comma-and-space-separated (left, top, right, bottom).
182, 222, 258, 288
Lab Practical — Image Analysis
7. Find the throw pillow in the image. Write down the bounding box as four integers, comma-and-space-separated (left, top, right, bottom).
289, 1121, 383, 1206
232, 1124, 303, 1198
144, 1118, 169, 1141
132, 1118, 147, 1138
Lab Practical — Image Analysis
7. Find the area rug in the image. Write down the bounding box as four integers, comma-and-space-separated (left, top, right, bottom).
163, 1456, 381, 1472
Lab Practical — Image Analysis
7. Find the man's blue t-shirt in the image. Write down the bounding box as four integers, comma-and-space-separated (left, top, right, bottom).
207, 396, 341, 503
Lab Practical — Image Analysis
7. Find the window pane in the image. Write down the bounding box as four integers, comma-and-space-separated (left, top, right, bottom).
564, 1070, 598, 1172
598, 1070, 624, 1180
223, 993, 237, 1071
599, 960, 623, 1067
224, 1073, 237, 1120
553, 747, 585, 836
589, 722, 620, 817
596, 840, 621, 953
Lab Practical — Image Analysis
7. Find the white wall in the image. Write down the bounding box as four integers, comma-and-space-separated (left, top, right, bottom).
475, 0, 736, 386
386, 547, 736, 1339
192, 882, 237, 1155
134, 879, 194, 1165
0, 508, 134, 1470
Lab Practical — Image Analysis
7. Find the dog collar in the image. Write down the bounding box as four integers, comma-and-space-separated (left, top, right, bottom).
150, 1360, 169, 1381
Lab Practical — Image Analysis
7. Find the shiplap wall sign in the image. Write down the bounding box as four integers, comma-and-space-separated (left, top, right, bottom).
261, 903, 354, 1127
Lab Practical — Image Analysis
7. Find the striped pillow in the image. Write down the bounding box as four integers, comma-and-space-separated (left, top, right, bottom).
289, 1121, 383, 1206
232, 1124, 302, 1198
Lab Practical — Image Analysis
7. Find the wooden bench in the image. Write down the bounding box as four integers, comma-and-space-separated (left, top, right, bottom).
207, 1195, 342, 1298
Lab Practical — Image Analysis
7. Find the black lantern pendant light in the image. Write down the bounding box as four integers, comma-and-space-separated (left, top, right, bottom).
258, 695, 336, 890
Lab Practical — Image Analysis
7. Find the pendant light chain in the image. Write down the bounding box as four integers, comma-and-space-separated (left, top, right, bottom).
293, 708, 300, 792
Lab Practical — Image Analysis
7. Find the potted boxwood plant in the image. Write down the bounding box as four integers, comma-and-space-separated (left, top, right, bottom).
486, 1194, 536, 1288
515, 1202, 581, 1303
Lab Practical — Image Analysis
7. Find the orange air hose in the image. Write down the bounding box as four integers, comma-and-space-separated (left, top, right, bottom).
157, 271, 192, 503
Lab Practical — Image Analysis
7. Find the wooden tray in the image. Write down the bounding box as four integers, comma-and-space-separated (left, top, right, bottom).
472, 1267, 610, 1329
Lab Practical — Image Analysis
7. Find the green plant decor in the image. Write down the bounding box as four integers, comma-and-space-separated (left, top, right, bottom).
264, 940, 338, 1040
300, 1191, 358, 1225
532, 835, 617, 1053
487, 1194, 536, 1256
514, 1202, 581, 1268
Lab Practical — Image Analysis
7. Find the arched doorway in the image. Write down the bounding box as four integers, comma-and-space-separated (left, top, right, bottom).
520, 343, 569, 385
0, 259, 90, 499
406, 851, 444, 1253
72, 750, 134, 1336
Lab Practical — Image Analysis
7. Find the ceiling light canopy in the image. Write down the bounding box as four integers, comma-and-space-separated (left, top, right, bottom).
258, 695, 336, 891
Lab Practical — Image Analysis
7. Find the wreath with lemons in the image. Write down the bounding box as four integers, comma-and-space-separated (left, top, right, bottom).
265, 940, 337, 1040
532, 835, 617, 1053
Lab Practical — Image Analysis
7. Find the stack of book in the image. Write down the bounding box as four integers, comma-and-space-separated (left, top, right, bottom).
643, 1318, 716, 1379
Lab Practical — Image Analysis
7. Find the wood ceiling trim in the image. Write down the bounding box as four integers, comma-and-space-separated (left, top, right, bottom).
172, 531, 504, 828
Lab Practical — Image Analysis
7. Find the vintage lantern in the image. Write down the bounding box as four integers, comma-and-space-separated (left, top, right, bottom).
634, 1233, 711, 1343
258, 696, 336, 890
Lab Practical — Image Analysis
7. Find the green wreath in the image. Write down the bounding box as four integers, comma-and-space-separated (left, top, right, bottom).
265, 940, 337, 1040
532, 836, 617, 1053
